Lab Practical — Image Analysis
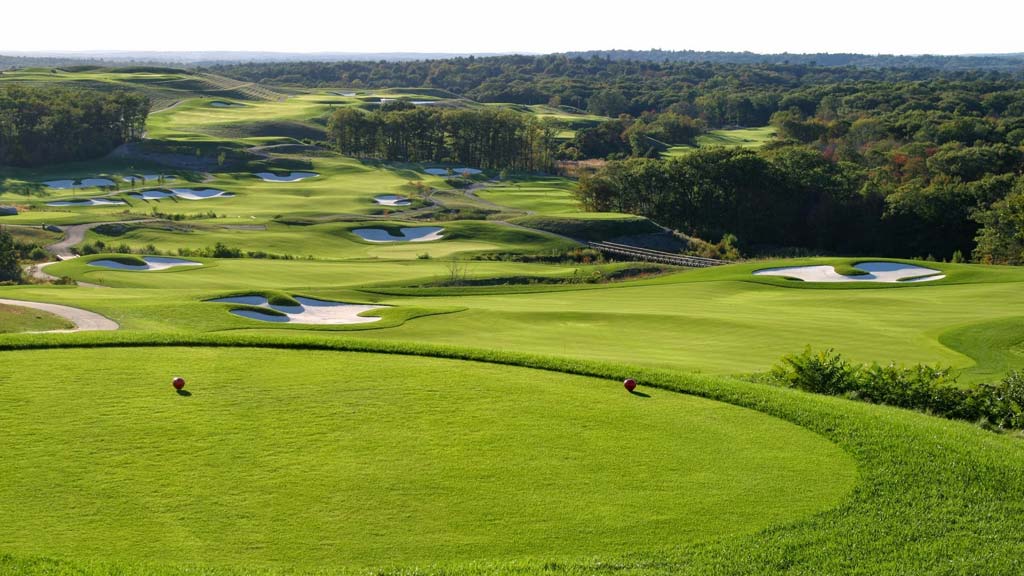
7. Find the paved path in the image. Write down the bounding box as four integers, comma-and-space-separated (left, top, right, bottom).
0, 298, 119, 333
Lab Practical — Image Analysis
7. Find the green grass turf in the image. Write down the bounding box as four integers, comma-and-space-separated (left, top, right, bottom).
0, 303, 74, 333
0, 335, 1021, 574
78, 219, 576, 261
474, 178, 582, 214
18, 257, 1024, 385
0, 346, 854, 570
664, 126, 778, 157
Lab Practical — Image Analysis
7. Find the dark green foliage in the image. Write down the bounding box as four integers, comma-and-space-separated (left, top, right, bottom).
0, 227, 21, 283
972, 182, 1024, 264
327, 107, 556, 171
769, 347, 1024, 430
0, 85, 149, 166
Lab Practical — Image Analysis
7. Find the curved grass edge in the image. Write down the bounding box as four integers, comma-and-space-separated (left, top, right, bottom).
2, 333, 1024, 574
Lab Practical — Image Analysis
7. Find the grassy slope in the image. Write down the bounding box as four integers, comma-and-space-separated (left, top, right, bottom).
0, 303, 74, 333
473, 178, 582, 214
0, 347, 853, 570
664, 126, 778, 157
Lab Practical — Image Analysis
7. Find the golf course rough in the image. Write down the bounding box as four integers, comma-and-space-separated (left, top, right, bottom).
0, 347, 856, 570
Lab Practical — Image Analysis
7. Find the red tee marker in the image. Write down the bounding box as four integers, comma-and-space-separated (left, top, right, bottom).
623, 378, 637, 392
172, 377, 186, 390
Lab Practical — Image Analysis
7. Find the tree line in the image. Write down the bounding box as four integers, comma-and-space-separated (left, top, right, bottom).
577, 144, 1024, 263
326, 105, 557, 171
210, 56, 1024, 125
0, 85, 149, 166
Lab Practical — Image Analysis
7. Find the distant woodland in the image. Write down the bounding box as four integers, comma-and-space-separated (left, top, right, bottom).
327, 106, 557, 171
0, 86, 148, 166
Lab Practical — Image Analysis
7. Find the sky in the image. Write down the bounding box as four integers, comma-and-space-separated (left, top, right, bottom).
3, 0, 1023, 56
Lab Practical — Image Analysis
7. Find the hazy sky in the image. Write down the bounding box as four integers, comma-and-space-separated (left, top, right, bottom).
4, 0, 1022, 55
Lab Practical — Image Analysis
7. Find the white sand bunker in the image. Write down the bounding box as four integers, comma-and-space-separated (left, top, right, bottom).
424, 168, 451, 176
128, 188, 234, 201
753, 262, 945, 283
88, 257, 202, 271
353, 227, 444, 242
374, 194, 412, 206
452, 167, 483, 175
254, 171, 319, 182
210, 295, 386, 325
44, 178, 116, 189
123, 174, 176, 184
46, 198, 126, 207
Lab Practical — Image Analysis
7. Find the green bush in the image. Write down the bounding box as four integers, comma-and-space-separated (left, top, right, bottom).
769, 347, 1024, 431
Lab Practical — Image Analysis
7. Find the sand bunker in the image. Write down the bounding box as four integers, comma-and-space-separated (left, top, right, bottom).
128, 188, 234, 201
123, 174, 176, 184
373, 194, 412, 206
254, 171, 319, 182
423, 167, 482, 176
46, 198, 126, 207
210, 295, 385, 325
753, 262, 945, 283
88, 257, 202, 271
43, 178, 116, 189
353, 227, 444, 243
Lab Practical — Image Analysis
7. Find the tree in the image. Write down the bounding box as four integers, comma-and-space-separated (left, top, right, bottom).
0, 227, 22, 283
587, 89, 628, 117
973, 187, 1024, 264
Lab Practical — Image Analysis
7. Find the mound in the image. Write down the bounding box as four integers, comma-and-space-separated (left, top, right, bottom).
0, 348, 854, 569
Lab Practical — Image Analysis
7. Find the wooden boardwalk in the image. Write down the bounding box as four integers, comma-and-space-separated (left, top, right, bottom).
588, 241, 726, 268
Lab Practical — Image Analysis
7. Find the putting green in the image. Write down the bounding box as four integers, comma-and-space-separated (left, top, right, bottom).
0, 347, 855, 570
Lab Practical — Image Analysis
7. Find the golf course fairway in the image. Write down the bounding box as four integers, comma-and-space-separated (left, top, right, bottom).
0, 347, 855, 570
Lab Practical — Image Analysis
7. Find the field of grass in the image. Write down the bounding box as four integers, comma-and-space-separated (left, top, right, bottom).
0, 303, 74, 332
0, 347, 853, 570
6, 68, 1024, 575
664, 126, 778, 156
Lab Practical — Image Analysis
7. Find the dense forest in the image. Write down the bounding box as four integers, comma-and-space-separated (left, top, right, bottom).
0, 85, 149, 166
210, 56, 1023, 117
565, 50, 1024, 71
327, 106, 557, 170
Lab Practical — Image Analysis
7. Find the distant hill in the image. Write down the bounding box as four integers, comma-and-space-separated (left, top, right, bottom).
0, 51, 517, 68
563, 50, 1024, 71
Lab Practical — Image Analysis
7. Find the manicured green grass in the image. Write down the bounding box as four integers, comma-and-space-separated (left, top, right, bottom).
8, 67, 1024, 575
78, 219, 574, 260
474, 178, 581, 214
0, 346, 854, 570
664, 126, 778, 157
0, 303, 73, 333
